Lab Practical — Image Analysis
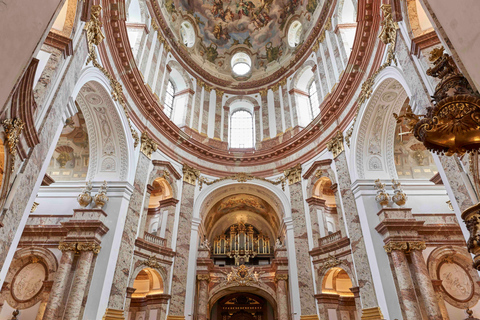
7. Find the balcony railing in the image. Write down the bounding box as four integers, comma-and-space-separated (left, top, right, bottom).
318, 230, 342, 247
144, 232, 166, 247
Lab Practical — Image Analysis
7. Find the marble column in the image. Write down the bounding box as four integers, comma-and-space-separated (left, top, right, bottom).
43, 244, 76, 320
223, 106, 229, 141
431, 280, 449, 319
168, 165, 198, 318
385, 243, 422, 319
105, 134, 156, 316
138, 184, 154, 237
201, 88, 211, 135
254, 106, 261, 147
183, 90, 195, 128
327, 132, 380, 313
191, 83, 203, 131
275, 274, 289, 320
261, 91, 269, 139
281, 84, 292, 129
197, 275, 210, 320
160, 198, 179, 248
285, 165, 317, 318
273, 89, 283, 133
35, 281, 53, 320
305, 197, 323, 242
288, 89, 298, 127
409, 246, 443, 320
214, 90, 222, 139
64, 245, 98, 320
439, 155, 476, 211
349, 287, 362, 320
159, 65, 172, 105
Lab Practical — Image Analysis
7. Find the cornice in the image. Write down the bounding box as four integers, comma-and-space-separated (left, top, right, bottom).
99, 0, 382, 175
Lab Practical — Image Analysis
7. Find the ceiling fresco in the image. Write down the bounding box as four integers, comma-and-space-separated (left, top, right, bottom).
161, 0, 322, 81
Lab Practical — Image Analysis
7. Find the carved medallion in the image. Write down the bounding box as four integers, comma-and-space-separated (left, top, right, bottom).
439, 262, 474, 302
11, 262, 46, 302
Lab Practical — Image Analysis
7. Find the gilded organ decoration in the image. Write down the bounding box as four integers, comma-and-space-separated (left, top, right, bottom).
212, 221, 272, 265
224, 264, 260, 286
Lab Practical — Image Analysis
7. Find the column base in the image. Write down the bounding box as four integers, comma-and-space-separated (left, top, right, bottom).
167, 317, 186, 320
361, 307, 384, 320
300, 316, 319, 320
102, 308, 125, 319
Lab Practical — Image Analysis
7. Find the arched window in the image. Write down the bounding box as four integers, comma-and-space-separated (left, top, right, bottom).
309, 81, 320, 118
164, 80, 175, 118
230, 110, 254, 148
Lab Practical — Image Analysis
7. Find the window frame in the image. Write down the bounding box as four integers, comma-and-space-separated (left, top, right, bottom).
229, 109, 255, 149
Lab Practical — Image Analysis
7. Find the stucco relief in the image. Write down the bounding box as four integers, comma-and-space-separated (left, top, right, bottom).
439, 262, 473, 301
76, 82, 129, 181
11, 262, 46, 301
354, 77, 409, 180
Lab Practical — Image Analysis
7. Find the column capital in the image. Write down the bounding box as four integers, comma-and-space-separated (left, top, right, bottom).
284, 163, 302, 185
197, 274, 211, 282
182, 164, 200, 185
140, 131, 158, 159
77, 242, 102, 254
126, 287, 137, 299
383, 241, 408, 253
274, 274, 288, 282
58, 242, 78, 252
327, 131, 345, 159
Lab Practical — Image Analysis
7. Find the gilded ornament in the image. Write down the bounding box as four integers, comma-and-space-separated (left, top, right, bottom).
77, 181, 93, 208
374, 179, 390, 207
383, 241, 407, 253
77, 242, 101, 254
284, 163, 302, 185
2, 118, 24, 172
197, 274, 211, 282
94, 181, 109, 209
326, 131, 344, 159
391, 179, 407, 207
274, 274, 288, 282
140, 131, 158, 159
320, 255, 341, 271
183, 164, 200, 185
224, 265, 260, 286
30, 202, 39, 213
461, 203, 480, 270
84, 5, 139, 148
58, 242, 78, 252
141, 256, 166, 273
407, 241, 426, 252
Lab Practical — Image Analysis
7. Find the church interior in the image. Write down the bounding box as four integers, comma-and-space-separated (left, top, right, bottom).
1, 0, 480, 319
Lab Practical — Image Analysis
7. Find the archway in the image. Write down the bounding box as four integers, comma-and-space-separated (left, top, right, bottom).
318, 267, 357, 320
312, 177, 339, 235
128, 268, 167, 320
210, 292, 275, 320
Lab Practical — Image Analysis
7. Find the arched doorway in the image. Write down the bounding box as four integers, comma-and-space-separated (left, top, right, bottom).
318, 267, 357, 320
210, 292, 275, 320
128, 268, 167, 319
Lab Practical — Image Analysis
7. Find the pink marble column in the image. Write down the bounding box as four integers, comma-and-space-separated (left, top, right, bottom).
306, 197, 323, 241
273, 89, 283, 133
261, 92, 269, 139
64, 248, 96, 319
201, 88, 211, 135
410, 248, 443, 319
223, 105, 229, 141
183, 90, 195, 128
35, 281, 53, 320
431, 280, 450, 319
281, 85, 292, 129
254, 105, 261, 147
197, 275, 210, 320
43, 247, 75, 320
107, 151, 152, 311
288, 89, 298, 127
139, 184, 155, 236
287, 175, 317, 316
191, 83, 203, 131
168, 176, 196, 316
276, 274, 289, 320
389, 249, 422, 319
214, 91, 222, 139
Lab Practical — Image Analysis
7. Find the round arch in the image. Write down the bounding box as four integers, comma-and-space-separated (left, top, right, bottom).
128, 262, 169, 295
350, 67, 414, 181
67, 67, 136, 182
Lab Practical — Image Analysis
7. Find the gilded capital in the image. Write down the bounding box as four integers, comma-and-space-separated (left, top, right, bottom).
284, 163, 302, 185
326, 131, 344, 159
274, 274, 288, 282
140, 131, 158, 159
58, 242, 78, 252
183, 164, 200, 185
384, 241, 408, 253
77, 242, 102, 254
197, 274, 211, 282
407, 241, 426, 252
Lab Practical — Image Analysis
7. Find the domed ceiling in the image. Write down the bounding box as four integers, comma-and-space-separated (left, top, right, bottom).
154, 0, 329, 89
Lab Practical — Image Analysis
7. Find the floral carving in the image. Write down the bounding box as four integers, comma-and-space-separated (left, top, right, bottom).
2, 118, 24, 172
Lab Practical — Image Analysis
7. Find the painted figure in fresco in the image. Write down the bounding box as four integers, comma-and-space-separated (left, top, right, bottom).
237, 0, 256, 18
211, 0, 224, 18
213, 23, 231, 41
279, 0, 303, 27
252, 8, 272, 29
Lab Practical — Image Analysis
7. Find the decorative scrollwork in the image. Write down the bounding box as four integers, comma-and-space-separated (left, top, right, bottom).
140, 132, 158, 159
2, 118, 24, 172
345, 4, 399, 147
223, 265, 260, 286
141, 256, 166, 274
183, 164, 200, 185
77, 242, 102, 254
326, 131, 345, 159
84, 5, 139, 148
319, 255, 341, 271
198, 172, 286, 191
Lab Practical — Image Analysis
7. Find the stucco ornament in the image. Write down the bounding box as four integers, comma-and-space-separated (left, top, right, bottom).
374, 179, 390, 207
94, 180, 109, 209
223, 265, 259, 286
2, 118, 24, 172
77, 181, 93, 208
391, 179, 407, 207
